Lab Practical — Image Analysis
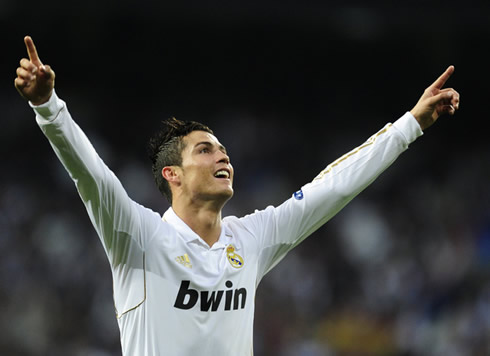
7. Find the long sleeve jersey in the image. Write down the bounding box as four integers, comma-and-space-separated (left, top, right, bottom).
32, 91, 423, 355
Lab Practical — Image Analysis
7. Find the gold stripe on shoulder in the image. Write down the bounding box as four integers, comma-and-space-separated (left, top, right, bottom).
313, 124, 392, 182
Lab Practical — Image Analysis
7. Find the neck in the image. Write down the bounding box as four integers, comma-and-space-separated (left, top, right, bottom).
172, 198, 224, 247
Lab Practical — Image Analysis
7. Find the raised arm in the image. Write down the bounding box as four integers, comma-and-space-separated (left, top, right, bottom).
249, 67, 460, 277
14, 36, 158, 265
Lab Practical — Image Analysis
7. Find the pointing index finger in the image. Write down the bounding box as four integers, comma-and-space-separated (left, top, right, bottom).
430, 65, 455, 90
24, 36, 42, 67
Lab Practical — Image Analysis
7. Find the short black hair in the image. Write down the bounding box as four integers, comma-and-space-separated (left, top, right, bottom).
147, 117, 213, 203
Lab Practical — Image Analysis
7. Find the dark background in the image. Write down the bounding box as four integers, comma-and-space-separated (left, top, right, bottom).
1, 2, 490, 355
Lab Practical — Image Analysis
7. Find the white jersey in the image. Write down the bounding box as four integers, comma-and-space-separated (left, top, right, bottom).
32, 91, 422, 356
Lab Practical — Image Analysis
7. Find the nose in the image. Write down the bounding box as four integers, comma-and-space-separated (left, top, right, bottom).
216, 150, 230, 165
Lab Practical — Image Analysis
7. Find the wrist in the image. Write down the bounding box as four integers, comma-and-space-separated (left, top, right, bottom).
30, 91, 53, 106
410, 108, 428, 131
30, 89, 64, 122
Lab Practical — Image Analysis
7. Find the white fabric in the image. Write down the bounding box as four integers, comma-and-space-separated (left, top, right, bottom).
32, 91, 422, 355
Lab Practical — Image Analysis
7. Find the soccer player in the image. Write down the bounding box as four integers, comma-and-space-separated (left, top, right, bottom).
15, 36, 459, 355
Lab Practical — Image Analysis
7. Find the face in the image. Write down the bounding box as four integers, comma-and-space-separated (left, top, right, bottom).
174, 130, 234, 204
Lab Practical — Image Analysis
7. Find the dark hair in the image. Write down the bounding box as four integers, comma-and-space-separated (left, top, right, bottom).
147, 117, 214, 203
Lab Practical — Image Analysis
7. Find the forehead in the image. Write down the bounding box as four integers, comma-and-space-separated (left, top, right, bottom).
183, 130, 223, 149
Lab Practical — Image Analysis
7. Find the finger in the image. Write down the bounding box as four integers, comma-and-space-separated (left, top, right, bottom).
451, 90, 460, 110
429, 65, 454, 91
427, 89, 454, 107
40, 64, 55, 80
14, 77, 28, 90
20, 58, 38, 73
440, 88, 460, 110
439, 88, 454, 93
24, 36, 42, 67
16, 66, 35, 81
442, 105, 456, 116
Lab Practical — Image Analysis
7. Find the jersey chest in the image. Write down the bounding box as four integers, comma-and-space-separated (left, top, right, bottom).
143, 225, 257, 313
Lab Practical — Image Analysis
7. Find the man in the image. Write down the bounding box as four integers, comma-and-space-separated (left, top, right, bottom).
15, 35, 459, 355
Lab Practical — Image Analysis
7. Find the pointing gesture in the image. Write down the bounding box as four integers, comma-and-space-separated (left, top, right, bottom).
15, 36, 55, 106
410, 65, 460, 130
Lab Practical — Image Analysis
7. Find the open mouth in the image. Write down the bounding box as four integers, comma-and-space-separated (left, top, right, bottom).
214, 169, 230, 179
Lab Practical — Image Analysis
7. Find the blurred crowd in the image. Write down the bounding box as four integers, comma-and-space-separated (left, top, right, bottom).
1, 103, 489, 355
1, 3, 490, 356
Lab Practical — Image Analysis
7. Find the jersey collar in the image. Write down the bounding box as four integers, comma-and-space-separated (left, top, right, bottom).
162, 208, 237, 250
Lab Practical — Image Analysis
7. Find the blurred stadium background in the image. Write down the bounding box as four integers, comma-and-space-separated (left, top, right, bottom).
1, 2, 490, 355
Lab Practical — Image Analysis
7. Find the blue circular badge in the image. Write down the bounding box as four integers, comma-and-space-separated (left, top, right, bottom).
294, 189, 304, 200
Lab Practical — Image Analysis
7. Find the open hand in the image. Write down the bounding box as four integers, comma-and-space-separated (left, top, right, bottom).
14, 36, 55, 106
410, 66, 460, 131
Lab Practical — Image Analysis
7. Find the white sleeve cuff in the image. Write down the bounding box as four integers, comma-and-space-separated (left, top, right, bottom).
392, 111, 424, 145
29, 90, 65, 123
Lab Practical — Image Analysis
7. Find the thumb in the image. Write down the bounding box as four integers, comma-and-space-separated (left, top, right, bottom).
39, 64, 55, 80
427, 90, 454, 107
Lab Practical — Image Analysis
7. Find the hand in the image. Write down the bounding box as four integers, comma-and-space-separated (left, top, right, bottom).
410, 66, 460, 131
14, 36, 55, 106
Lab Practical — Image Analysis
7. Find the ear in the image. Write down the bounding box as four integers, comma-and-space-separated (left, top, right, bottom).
162, 166, 181, 184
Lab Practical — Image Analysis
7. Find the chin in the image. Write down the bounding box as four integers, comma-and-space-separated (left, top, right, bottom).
222, 188, 234, 200
218, 187, 234, 202
199, 188, 234, 205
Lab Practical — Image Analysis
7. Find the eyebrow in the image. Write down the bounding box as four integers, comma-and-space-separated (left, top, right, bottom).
195, 141, 227, 154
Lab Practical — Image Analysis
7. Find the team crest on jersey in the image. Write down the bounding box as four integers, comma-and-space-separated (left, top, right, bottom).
226, 244, 244, 268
